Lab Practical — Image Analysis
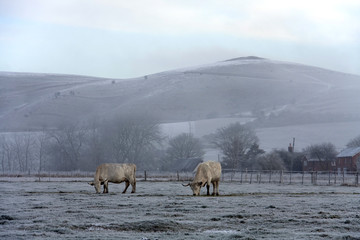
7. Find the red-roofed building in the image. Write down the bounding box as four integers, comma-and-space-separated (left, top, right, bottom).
336, 147, 360, 173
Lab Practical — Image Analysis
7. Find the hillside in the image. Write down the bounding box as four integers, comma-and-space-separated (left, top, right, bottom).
1, 57, 360, 150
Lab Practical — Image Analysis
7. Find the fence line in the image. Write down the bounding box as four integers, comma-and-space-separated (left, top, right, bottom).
220, 170, 359, 186
138, 170, 359, 187
0, 170, 359, 186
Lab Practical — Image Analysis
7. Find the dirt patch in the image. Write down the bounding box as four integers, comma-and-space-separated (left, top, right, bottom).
0, 215, 14, 225
74, 220, 193, 233
0, 215, 14, 221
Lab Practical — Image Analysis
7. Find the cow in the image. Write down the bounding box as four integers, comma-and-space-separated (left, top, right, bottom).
183, 161, 221, 196
88, 163, 136, 194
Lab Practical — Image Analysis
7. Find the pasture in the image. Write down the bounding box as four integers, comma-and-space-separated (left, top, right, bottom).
0, 177, 359, 239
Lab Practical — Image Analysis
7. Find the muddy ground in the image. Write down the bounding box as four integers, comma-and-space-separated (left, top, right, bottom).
0, 178, 360, 239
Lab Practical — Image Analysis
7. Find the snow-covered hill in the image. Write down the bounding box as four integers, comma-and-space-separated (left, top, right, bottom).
1, 57, 360, 150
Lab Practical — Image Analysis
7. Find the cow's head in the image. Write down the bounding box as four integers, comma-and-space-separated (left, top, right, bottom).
88, 181, 102, 194
183, 182, 203, 196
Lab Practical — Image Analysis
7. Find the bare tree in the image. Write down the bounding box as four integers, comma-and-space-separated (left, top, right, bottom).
0, 136, 5, 173
13, 133, 35, 172
103, 115, 163, 166
2, 136, 13, 172
13, 135, 24, 172
244, 143, 265, 170
47, 123, 86, 171
213, 122, 258, 170
82, 120, 105, 170
257, 151, 285, 170
34, 129, 49, 173
346, 135, 360, 148
164, 133, 204, 169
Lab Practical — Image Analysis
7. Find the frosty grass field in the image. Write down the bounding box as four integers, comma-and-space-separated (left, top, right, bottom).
1, 178, 360, 240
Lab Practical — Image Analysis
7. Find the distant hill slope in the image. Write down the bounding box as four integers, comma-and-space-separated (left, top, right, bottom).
1, 57, 360, 131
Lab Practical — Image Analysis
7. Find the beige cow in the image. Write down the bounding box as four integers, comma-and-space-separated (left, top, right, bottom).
88, 163, 136, 194
183, 161, 221, 196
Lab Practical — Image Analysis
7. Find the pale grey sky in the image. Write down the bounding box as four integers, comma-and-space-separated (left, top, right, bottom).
0, 0, 359, 78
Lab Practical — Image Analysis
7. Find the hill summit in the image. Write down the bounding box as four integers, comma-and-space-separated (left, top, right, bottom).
1, 57, 360, 133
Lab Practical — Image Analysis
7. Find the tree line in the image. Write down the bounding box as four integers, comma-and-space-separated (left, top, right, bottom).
1, 116, 360, 173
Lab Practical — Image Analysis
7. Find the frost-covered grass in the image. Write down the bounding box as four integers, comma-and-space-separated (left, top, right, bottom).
0, 179, 359, 239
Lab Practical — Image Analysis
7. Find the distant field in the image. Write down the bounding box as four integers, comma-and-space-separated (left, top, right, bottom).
1, 179, 359, 239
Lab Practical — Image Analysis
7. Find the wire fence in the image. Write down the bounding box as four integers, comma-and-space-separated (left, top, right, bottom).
0, 170, 359, 186
138, 170, 359, 187
220, 170, 359, 186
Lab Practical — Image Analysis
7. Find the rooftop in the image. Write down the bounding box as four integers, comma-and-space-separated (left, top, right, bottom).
337, 147, 360, 158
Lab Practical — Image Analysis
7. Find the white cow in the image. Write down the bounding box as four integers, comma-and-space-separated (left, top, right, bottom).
183, 161, 221, 196
88, 163, 136, 194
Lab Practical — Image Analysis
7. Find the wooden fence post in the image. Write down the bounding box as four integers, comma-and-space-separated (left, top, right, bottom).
144, 170, 147, 181
302, 171, 304, 185
177, 171, 179, 181
269, 171, 272, 183
356, 172, 359, 186
290, 171, 292, 184
259, 172, 262, 184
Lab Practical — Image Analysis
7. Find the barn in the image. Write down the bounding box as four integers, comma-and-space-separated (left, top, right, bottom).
302, 157, 336, 172
336, 147, 360, 173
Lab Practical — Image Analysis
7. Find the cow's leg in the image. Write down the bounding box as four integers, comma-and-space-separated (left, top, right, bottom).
215, 181, 219, 196
122, 180, 130, 194
130, 181, 136, 193
212, 182, 216, 196
206, 183, 210, 196
103, 181, 109, 193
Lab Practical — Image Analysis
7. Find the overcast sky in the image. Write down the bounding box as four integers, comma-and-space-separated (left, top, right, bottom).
1, 0, 359, 78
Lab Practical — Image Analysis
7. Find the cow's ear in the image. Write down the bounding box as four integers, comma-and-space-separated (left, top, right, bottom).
88, 182, 94, 186
182, 183, 190, 187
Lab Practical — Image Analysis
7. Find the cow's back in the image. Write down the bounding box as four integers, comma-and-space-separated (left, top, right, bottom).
207, 161, 221, 181
95, 163, 124, 181
194, 161, 221, 182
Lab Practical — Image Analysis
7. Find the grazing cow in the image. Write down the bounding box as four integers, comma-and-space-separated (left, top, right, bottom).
88, 163, 136, 194
183, 161, 221, 196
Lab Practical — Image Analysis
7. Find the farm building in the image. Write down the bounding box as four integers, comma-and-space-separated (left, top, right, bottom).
336, 147, 360, 173
302, 157, 336, 172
